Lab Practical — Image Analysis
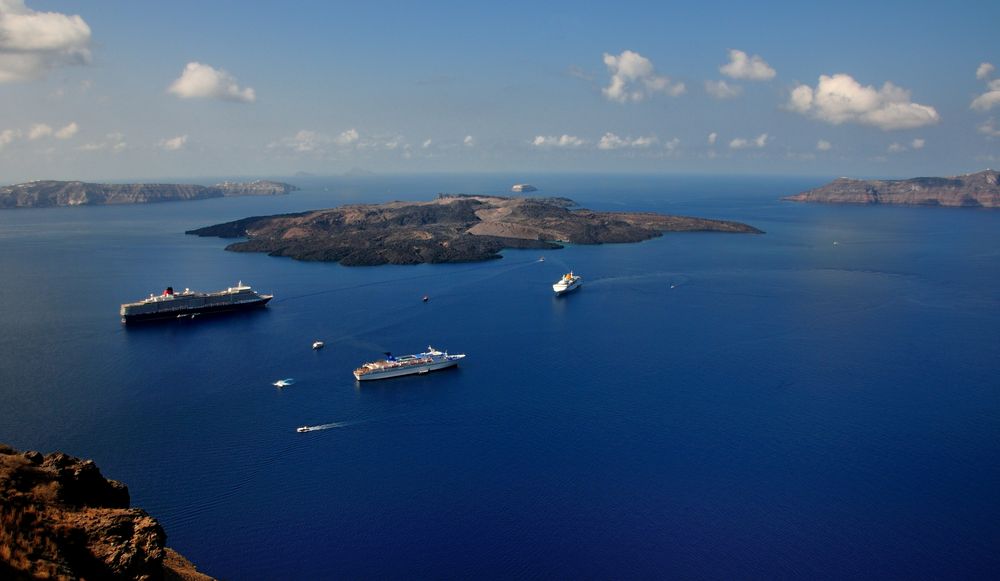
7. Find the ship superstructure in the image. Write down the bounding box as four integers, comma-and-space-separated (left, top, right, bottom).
353, 346, 465, 381
120, 282, 272, 323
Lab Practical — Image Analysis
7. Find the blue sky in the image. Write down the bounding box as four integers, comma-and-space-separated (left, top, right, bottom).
0, 0, 998, 181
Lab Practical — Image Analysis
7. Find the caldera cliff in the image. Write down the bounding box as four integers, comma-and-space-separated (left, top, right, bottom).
0, 443, 213, 580
0, 180, 298, 209
187, 193, 762, 266
784, 170, 1000, 207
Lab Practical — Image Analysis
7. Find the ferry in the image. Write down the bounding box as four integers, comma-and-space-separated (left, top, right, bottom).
552, 272, 582, 295
353, 346, 465, 381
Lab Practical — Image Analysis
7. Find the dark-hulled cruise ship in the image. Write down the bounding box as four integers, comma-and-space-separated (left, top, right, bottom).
120, 282, 272, 323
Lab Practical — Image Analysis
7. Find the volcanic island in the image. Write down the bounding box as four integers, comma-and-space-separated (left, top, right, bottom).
187, 193, 763, 266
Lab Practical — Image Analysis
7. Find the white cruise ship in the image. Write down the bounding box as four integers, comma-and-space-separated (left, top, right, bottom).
353, 346, 466, 381
552, 272, 582, 295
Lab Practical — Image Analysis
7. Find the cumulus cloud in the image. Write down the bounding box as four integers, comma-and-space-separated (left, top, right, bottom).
911, 138, 925, 149
0, 0, 91, 83
971, 77, 1000, 112
602, 50, 684, 103
463, 135, 475, 147
788, 73, 940, 130
705, 79, 742, 99
663, 137, 681, 152
887, 142, 906, 153
159, 135, 188, 151
335, 128, 359, 146
719, 49, 776, 81
0, 128, 20, 148
979, 118, 1000, 138
729, 133, 769, 149
816, 139, 832, 151
531, 134, 586, 148
707, 132, 717, 145
168, 62, 256, 103
977, 62, 995, 81
54, 121, 77, 139
598, 132, 658, 150
27, 123, 52, 140
421, 138, 433, 149
79, 132, 126, 152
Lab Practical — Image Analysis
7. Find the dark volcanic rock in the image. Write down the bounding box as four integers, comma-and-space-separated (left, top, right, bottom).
0, 443, 215, 580
0, 179, 298, 209
784, 170, 1000, 207
187, 193, 762, 266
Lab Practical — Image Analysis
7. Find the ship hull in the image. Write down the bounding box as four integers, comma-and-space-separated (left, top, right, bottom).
121, 296, 271, 324
553, 282, 581, 295
354, 358, 460, 381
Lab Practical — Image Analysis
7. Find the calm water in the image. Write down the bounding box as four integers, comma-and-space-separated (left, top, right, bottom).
1, 174, 998, 579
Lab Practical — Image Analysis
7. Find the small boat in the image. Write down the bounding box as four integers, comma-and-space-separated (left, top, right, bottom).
552, 272, 582, 296
312, 340, 325, 350
422, 295, 429, 303
539, 256, 545, 262
296, 426, 311, 433
273, 378, 296, 388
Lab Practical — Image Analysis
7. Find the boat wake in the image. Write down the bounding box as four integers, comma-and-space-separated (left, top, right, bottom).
295, 420, 363, 433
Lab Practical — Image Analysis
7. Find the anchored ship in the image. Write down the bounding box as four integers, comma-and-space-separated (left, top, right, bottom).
552, 272, 582, 295
353, 346, 466, 381
120, 281, 272, 324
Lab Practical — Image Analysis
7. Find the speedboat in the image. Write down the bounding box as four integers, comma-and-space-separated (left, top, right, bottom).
312, 340, 325, 350
273, 378, 296, 388
296, 426, 311, 433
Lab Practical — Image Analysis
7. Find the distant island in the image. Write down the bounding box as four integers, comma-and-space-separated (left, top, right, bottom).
187, 193, 762, 266
0, 443, 213, 580
0, 179, 298, 209
785, 170, 1000, 207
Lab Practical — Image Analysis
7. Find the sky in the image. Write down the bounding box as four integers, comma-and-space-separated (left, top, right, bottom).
0, 0, 998, 182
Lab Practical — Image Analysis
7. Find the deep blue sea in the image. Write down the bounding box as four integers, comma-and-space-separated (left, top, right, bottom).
1, 174, 998, 579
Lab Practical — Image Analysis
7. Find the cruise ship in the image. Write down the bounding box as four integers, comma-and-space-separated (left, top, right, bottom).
120, 282, 272, 323
552, 272, 582, 295
353, 346, 466, 381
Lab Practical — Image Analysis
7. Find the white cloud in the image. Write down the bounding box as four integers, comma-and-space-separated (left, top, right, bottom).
707, 132, 717, 145
54, 121, 78, 139
0, 0, 91, 83
335, 128, 359, 146
705, 79, 742, 99
663, 137, 681, 152
463, 135, 475, 147
159, 135, 188, 151
719, 49, 776, 81
598, 132, 658, 150
27, 123, 52, 140
601, 50, 684, 103
421, 138, 433, 149
79, 132, 126, 152
911, 138, 925, 149
279, 129, 327, 153
788, 73, 939, 130
971, 78, 1000, 112
532, 134, 586, 148
168, 61, 256, 103
729, 133, 769, 149
0, 128, 20, 148
887, 142, 906, 153
816, 139, 832, 151
979, 118, 1000, 138
977, 62, 995, 81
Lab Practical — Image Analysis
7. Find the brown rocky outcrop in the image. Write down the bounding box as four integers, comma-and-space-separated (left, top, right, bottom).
0, 444, 213, 580
784, 170, 1000, 207
186, 193, 762, 266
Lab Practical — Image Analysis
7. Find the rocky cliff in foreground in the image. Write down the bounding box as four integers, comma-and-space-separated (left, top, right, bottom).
784, 170, 1000, 207
187, 193, 762, 266
0, 444, 213, 580
0, 180, 298, 209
